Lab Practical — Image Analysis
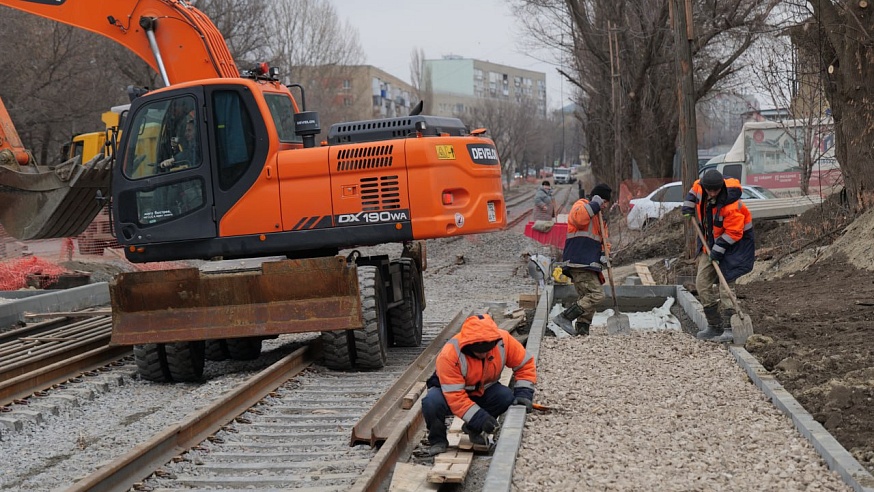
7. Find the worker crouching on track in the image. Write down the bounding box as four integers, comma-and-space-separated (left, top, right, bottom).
421, 314, 537, 456
681, 169, 755, 342
552, 184, 612, 336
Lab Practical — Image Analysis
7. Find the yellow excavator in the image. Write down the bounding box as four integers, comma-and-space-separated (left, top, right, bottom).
0, 0, 507, 382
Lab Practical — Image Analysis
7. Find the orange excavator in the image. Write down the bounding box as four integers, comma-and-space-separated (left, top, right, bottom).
0, 0, 506, 381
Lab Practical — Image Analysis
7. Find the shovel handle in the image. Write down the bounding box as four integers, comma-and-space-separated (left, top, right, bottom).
597, 213, 619, 309
689, 218, 743, 313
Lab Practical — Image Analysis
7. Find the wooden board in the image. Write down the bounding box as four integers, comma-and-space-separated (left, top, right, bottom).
427, 449, 474, 484
634, 263, 656, 286
403, 382, 426, 410
390, 463, 440, 492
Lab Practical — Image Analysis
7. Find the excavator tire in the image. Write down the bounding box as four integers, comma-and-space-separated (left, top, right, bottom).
320, 329, 354, 370
205, 338, 262, 361
164, 341, 205, 382
204, 340, 229, 361
133, 344, 171, 382
388, 258, 424, 347
225, 337, 262, 360
351, 265, 389, 369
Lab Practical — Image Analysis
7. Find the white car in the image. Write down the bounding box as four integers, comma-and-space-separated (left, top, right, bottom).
626, 181, 776, 230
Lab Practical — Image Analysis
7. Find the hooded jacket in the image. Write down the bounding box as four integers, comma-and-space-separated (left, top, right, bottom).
435, 314, 537, 423
681, 177, 755, 282
561, 197, 607, 275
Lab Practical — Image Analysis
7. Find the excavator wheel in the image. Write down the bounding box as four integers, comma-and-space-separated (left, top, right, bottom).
350, 265, 389, 369
225, 337, 262, 360
388, 258, 424, 347
204, 338, 262, 361
204, 340, 229, 361
133, 344, 171, 382
164, 341, 205, 382
319, 330, 354, 370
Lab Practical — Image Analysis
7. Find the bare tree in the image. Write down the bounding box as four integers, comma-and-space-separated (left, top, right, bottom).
512, 0, 778, 192
471, 97, 548, 187
783, 1, 874, 211
409, 48, 434, 115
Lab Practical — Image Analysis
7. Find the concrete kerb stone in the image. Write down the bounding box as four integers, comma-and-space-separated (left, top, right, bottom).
731, 347, 874, 492
483, 283, 874, 492
483, 285, 551, 492
0, 282, 110, 328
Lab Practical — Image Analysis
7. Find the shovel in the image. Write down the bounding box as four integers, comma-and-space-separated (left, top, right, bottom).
690, 218, 754, 344
598, 214, 631, 335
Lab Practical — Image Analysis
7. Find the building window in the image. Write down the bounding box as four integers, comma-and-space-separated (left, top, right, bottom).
343, 79, 351, 90
344, 97, 352, 106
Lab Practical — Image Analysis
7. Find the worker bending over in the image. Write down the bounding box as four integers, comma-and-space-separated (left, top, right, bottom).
421, 314, 537, 456
552, 184, 612, 336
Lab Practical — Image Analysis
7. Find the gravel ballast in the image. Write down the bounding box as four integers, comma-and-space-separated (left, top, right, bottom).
513, 328, 852, 491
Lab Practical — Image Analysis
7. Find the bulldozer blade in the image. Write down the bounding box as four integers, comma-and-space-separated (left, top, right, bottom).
731, 311, 754, 345
0, 154, 111, 240
109, 257, 363, 345
606, 312, 631, 335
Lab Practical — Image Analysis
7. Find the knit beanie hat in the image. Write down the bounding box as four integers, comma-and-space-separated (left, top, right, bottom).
701, 169, 724, 190
590, 183, 612, 201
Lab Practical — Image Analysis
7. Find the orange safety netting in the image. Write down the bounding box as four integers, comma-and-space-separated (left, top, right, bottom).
0, 256, 68, 290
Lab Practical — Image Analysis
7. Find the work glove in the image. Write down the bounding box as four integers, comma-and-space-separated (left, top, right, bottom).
513, 387, 535, 413
159, 158, 175, 170
681, 208, 693, 218
512, 397, 533, 413
590, 195, 604, 206
709, 249, 723, 264
600, 255, 608, 267
468, 409, 499, 434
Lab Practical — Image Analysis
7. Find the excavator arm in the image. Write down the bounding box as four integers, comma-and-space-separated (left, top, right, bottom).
0, 0, 239, 240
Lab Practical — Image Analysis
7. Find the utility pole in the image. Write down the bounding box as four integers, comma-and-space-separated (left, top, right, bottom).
670, 0, 698, 258
608, 21, 622, 193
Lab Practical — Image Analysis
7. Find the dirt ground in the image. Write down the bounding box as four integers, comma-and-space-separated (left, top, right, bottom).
613, 194, 874, 471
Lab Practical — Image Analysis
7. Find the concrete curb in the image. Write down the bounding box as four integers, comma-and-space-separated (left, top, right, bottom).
0, 282, 110, 328
731, 347, 874, 492
483, 283, 874, 492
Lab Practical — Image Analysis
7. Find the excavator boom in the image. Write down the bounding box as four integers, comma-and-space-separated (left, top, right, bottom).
0, 0, 239, 239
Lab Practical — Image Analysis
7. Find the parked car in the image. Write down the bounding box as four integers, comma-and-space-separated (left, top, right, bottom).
626, 181, 775, 230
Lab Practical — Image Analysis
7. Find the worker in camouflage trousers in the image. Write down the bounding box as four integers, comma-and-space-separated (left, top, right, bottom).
682, 170, 755, 342
552, 184, 612, 336
421, 314, 537, 456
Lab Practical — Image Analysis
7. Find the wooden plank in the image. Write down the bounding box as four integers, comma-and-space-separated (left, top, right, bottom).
427, 449, 473, 484
403, 382, 426, 410
634, 263, 656, 286
389, 463, 440, 492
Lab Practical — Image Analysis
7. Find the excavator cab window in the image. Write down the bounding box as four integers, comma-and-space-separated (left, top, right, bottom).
122, 96, 198, 179
263, 93, 301, 144
213, 90, 256, 190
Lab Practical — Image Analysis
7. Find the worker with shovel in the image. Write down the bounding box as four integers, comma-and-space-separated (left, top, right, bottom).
682, 170, 755, 343
552, 184, 613, 336
421, 314, 537, 456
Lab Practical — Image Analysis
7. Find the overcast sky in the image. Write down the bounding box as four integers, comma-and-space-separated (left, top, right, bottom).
331, 0, 569, 110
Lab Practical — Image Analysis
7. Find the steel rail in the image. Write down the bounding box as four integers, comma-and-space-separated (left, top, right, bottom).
350, 310, 466, 446
0, 344, 131, 406
64, 344, 316, 492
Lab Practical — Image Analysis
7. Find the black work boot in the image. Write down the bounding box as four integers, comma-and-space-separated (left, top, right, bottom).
696, 305, 724, 340
713, 308, 735, 343
552, 303, 585, 336
574, 321, 590, 336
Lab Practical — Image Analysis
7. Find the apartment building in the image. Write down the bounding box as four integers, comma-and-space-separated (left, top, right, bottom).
423, 56, 547, 119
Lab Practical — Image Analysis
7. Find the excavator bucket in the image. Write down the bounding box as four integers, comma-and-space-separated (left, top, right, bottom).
109, 256, 363, 345
0, 153, 112, 240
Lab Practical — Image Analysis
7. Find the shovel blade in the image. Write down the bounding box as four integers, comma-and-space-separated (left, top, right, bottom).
731, 312, 754, 345
606, 313, 631, 335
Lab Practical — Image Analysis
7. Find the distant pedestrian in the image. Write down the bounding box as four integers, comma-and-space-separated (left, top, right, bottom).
532, 181, 555, 221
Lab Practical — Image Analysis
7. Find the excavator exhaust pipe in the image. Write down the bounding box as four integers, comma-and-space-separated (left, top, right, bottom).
109, 256, 364, 346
